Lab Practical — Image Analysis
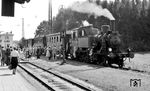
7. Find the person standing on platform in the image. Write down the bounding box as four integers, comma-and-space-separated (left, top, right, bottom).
46, 47, 50, 60
10, 47, 19, 75
0, 46, 3, 66
36, 46, 41, 59
52, 46, 57, 60
49, 47, 52, 60
46, 47, 52, 60
5, 46, 11, 66
1, 47, 6, 66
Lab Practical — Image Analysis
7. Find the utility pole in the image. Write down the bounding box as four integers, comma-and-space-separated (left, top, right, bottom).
21, 17, 26, 49
22, 18, 25, 38
48, 0, 53, 33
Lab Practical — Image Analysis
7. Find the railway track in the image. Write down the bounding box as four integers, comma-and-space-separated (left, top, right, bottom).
68, 59, 150, 75
18, 62, 102, 91
110, 65, 150, 75
21, 57, 150, 75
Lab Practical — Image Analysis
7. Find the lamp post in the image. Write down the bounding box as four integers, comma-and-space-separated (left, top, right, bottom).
22, 18, 25, 38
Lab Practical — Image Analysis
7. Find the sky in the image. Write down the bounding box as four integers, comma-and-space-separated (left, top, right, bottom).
0, 0, 86, 41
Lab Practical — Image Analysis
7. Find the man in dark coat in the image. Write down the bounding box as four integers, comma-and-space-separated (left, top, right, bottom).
36, 46, 41, 59
5, 46, 11, 65
1, 47, 6, 66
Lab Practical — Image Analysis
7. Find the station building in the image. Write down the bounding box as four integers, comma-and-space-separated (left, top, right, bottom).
0, 32, 14, 48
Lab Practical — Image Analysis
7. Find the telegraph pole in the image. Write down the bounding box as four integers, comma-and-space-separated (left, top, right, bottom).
22, 18, 25, 38
48, 0, 53, 33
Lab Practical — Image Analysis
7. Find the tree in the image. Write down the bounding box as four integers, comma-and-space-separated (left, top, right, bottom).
34, 0, 150, 52
35, 21, 51, 37
18, 37, 26, 49
53, 7, 87, 33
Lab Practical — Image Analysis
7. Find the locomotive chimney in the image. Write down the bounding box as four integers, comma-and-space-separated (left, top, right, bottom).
110, 20, 115, 31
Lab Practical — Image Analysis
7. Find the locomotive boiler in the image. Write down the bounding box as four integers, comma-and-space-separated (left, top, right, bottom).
68, 23, 134, 68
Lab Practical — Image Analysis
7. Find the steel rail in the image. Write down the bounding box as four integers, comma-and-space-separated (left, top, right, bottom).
18, 64, 55, 91
19, 62, 100, 91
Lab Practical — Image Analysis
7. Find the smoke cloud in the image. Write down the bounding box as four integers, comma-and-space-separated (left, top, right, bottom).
82, 20, 92, 26
69, 1, 115, 20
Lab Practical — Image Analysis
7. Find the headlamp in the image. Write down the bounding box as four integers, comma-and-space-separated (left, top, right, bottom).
108, 48, 112, 52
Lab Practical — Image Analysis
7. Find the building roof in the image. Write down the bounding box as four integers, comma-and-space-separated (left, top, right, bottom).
0, 32, 14, 36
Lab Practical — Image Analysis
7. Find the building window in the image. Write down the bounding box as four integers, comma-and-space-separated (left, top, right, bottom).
5, 36, 9, 39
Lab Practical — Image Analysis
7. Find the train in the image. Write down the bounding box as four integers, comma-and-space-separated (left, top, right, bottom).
24, 22, 134, 68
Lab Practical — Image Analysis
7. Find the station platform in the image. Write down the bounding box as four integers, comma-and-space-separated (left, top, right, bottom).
0, 66, 40, 91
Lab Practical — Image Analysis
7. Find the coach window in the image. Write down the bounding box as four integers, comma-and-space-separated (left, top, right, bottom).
59, 36, 60, 42
75, 31, 78, 38
53, 37, 54, 43
57, 36, 58, 42
54, 36, 56, 43
54, 37, 56, 43
60, 37, 61, 42
73, 32, 76, 40
53, 37, 55, 43
58, 36, 60, 42
56, 36, 57, 42
51, 37, 52, 43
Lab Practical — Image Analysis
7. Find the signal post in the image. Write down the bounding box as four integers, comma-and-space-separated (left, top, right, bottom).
60, 19, 69, 65
60, 31, 66, 65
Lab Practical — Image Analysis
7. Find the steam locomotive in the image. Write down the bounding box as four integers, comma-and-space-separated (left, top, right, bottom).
67, 23, 134, 68
24, 21, 134, 68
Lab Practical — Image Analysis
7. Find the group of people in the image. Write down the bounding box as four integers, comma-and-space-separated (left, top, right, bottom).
24, 46, 44, 59
45, 46, 59, 60
24, 45, 62, 61
0, 46, 11, 66
0, 46, 20, 75
0, 45, 64, 75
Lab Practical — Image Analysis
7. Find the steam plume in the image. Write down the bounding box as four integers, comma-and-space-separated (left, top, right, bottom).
82, 20, 92, 26
69, 1, 115, 20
